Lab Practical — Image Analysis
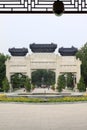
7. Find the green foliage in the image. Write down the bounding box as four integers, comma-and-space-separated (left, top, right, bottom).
66, 73, 74, 89
57, 73, 75, 92
11, 73, 26, 89
2, 77, 10, 92
0, 53, 6, 88
51, 84, 55, 90
57, 75, 66, 92
31, 84, 35, 90
76, 43, 87, 86
77, 77, 86, 92
31, 69, 55, 87
1, 96, 87, 103
11, 73, 31, 91
0, 53, 10, 89
24, 77, 31, 92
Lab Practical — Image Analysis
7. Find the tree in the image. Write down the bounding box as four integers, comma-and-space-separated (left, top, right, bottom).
31, 69, 55, 87
24, 77, 31, 92
67, 73, 74, 89
11, 73, 26, 89
0, 53, 6, 88
11, 73, 32, 91
2, 77, 10, 92
76, 43, 87, 86
57, 75, 66, 92
0, 53, 10, 89
77, 77, 86, 92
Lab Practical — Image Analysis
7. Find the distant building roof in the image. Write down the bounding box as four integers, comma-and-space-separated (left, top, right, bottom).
30, 43, 57, 53
58, 46, 78, 56
8, 48, 28, 56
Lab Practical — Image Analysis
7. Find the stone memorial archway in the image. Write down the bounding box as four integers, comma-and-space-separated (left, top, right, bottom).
5, 43, 81, 91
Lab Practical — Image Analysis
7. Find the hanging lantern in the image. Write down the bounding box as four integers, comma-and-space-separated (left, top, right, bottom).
53, 0, 64, 16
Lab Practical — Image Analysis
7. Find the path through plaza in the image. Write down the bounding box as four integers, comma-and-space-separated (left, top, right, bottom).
0, 102, 87, 130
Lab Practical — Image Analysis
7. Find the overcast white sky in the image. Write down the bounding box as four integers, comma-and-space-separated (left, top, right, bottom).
0, 14, 87, 55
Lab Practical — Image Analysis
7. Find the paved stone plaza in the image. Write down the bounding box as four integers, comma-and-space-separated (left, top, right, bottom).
0, 102, 87, 130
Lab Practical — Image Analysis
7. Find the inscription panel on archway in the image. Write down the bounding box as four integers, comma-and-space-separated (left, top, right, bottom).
31, 61, 56, 69
0, 0, 87, 13
30, 53, 57, 69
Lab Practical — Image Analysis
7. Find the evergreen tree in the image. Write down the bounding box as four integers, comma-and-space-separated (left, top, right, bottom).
57, 75, 66, 92
67, 73, 74, 89
0, 53, 6, 88
76, 43, 87, 86
24, 77, 31, 92
77, 77, 86, 92
0, 53, 10, 89
2, 77, 10, 92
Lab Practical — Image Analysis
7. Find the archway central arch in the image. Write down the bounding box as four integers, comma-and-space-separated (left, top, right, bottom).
31, 69, 55, 88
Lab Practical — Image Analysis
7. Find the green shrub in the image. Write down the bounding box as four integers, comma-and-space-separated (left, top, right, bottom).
2, 77, 10, 92
31, 84, 35, 90
77, 77, 86, 92
57, 75, 65, 92
24, 77, 31, 92
51, 85, 55, 90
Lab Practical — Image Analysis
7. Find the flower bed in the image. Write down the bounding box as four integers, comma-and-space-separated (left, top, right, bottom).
0, 94, 87, 103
